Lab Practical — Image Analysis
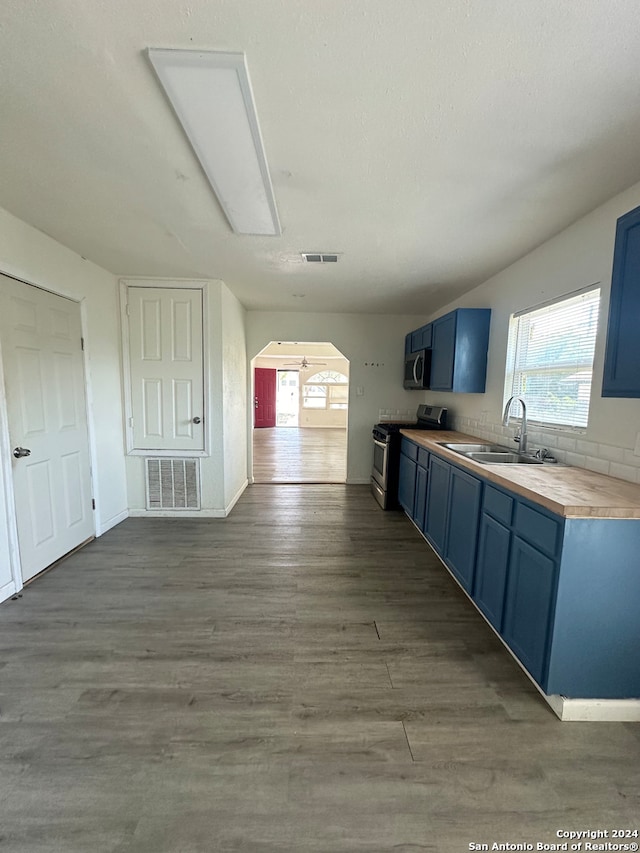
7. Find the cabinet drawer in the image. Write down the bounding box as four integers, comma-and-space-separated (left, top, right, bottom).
417, 447, 430, 468
483, 485, 513, 526
400, 438, 418, 461
514, 503, 562, 557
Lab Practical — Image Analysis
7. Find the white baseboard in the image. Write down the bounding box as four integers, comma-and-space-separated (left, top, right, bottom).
128, 508, 227, 519
224, 479, 248, 516
346, 478, 370, 485
0, 579, 17, 605
96, 508, 129, 536
129, 480, 248, 519
546, 695, 640, 722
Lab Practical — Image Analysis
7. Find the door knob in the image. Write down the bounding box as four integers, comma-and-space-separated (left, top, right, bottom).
192, 417, 201, 424
13, 447, 31, 458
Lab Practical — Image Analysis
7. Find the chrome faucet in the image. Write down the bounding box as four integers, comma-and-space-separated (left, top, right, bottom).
502, 396, 528, 454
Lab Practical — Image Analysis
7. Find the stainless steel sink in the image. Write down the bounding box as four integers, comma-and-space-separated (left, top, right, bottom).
437, 442, 512, 454
436, 442, 544, 465
464, 451, 543, 465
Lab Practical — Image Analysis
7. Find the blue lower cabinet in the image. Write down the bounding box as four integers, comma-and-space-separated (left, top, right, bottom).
546, 517, 640, 698
502, 536, 558, 687
398, 451, 417, 515
474, 513, 511, 631
444, 466, 482, 592
401, 448, 640, 699
425, 455, 451, 553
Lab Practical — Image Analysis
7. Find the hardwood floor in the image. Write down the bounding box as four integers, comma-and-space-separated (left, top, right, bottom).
252, 427, 347, 483
0, 484, 638, 852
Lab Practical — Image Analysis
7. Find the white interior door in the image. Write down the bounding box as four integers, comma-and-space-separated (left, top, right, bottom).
127, 287, 204, 452
0, 276, 94, 582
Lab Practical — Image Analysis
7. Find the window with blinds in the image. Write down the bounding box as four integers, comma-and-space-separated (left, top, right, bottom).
503, 287, 601, 429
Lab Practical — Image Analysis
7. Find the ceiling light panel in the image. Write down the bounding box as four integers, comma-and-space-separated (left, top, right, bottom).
148, 49, 281, 236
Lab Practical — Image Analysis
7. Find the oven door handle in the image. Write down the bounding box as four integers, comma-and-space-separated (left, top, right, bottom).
373, 437, 388, 451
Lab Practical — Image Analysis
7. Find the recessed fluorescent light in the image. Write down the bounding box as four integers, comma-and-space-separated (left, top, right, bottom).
148, 48, 281, 236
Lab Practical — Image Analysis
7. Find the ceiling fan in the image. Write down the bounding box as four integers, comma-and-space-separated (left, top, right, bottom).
282, 355, 327, 369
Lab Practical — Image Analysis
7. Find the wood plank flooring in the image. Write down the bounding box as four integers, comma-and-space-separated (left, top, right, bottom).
253, 427, 347, 483
0, 484, 638, 852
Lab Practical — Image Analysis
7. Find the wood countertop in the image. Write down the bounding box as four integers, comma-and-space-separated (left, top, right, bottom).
400, 429, 640, 519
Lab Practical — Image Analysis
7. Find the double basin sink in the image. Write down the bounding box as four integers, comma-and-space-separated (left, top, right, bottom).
437, 442, 544, 465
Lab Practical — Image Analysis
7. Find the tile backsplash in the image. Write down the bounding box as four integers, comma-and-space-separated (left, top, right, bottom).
450, 414, 640, 485
378, 409, 415, 423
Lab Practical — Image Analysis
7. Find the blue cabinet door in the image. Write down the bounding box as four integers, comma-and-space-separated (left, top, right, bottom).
444, 466, 482, 591
502, 536, 558, 686
474, 513, 511, 630
420, 323, 433, 349
410, 323, 432, 353
425, 455, 450, 553
398, 452, 417, 515
429, 309, 491, 392
430, 314, 456, 391
602, 204, 640, 397
414, 463, 428, 530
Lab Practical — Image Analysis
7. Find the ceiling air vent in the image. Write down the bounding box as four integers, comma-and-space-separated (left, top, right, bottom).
302, 253, 339, 263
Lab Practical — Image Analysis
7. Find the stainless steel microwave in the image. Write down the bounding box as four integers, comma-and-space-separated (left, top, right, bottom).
404, 349, 431, 390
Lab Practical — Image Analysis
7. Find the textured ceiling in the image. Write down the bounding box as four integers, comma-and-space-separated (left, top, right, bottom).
2, 1, 640, 314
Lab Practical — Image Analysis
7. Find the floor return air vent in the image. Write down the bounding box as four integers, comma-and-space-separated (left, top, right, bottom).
145, 458, 201, 510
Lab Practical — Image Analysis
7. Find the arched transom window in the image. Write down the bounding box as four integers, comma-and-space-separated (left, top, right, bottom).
307, 371, 348, 384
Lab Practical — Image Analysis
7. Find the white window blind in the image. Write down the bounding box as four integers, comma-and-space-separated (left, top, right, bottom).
503, 287, 600, 429
329, 385, 348, 409
303, 384, 327, 408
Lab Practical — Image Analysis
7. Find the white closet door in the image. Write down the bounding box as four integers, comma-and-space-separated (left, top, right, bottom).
0, 276, 94, 582
127, 287, 204, 452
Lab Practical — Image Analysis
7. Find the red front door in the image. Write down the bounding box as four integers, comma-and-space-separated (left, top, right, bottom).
254, 368, 277, 428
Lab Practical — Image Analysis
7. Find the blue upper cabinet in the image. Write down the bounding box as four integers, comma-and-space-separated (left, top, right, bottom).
602, 204, 640, 397
430, 309, 491, 392
407, 323, 432, 354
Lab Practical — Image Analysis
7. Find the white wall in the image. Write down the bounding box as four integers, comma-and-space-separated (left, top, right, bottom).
0, 205, 128, 582
221, 283, 248, 509
246, 312, 429, 483
125, 279, 249, 515
422, 180, 640, 483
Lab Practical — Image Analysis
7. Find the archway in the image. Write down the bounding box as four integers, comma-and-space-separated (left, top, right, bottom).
251, 341, 349, 483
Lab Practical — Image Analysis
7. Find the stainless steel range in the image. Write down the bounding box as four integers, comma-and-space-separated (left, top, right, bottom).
371, 405, 447, 509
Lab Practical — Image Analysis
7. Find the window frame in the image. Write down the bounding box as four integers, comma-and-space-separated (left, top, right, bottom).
302, 384, 328, 409
502, 285, 601, 432
302, 371, 349, 411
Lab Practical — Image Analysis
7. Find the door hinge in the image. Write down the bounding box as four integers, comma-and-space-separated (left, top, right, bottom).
91, 498, 95, 510
128, 417, 134, 428
125, 303, 130, 316
81, 337, 85, 351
